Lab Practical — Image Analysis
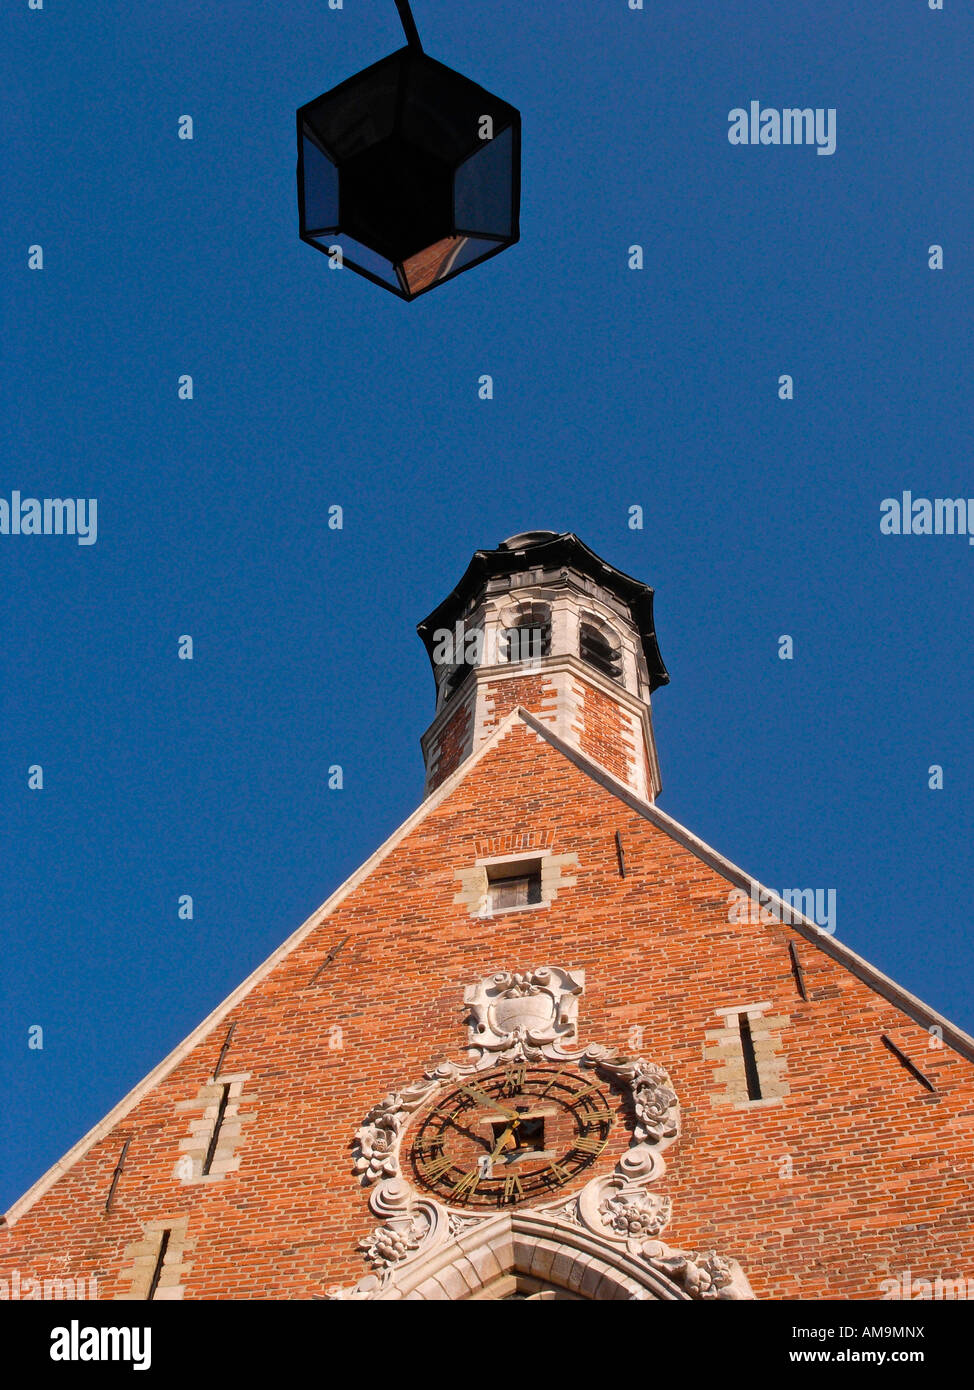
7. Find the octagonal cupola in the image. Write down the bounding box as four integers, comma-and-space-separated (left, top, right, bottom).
416, 532, 668, 800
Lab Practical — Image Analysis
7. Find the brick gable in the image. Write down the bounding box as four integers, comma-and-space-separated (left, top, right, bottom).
3, 712, 972, 1300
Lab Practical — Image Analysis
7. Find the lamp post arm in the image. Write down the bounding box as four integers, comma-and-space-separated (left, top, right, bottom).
394, 0, 423, 51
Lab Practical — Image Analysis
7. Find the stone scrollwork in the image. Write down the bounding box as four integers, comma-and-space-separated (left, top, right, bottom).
327, 1177, 453, 1300
580, 1045, 680, 1145
352, 967, 593, 1191
352, 1076, 440, 1186
463, 965, 584, 1058
351, 975, 682, 1208
561, 1044, 681, 1243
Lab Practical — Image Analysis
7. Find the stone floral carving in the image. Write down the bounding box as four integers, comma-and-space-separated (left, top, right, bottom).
359, 1219, 423, 1272
333, 966, 752, 1300
582, 1046, 679, 1145
563, 1044, 681, 1249
325, 1214, 754, 1301
447, 1210, 485, 1240
352, 1097, 402, 1183
352, 1077, 440, 1186
599, 1190, 672, 1243
352, 997, 681, 1201
352, 968, 592, 1189
546, 1195, 583, 1227
326, 1179, 452, 1298
648, 1248, 739, 1300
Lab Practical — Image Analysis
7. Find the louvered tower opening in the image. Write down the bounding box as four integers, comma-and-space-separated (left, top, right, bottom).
503, 604, 551, 664
579, 622, 623, 683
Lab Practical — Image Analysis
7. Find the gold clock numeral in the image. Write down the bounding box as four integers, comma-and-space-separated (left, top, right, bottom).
457, 1083, 491, 1105
457, 1083, 516, 1117
502, 1173, 523, 1203
501, 1065, 525, 1096
570, 1082, 603, 1102
413, 1069, 616, 1207
451, 1170, 480, 1200
577, 1111, 606, 1132
572, 1133, 607, 1156
414, 1137, 442, 1155
422, 1154, 454, 1181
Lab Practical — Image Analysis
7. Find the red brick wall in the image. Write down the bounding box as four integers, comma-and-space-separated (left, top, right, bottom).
573, 677, 637, 786
2, 719, 973, 1299
482, 673, 552, 730
427, 697, 472, 791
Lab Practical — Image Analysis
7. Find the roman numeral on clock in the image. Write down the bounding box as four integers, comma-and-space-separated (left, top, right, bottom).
501, 1065, 525, 1096
570, 1083, 603, 1102
451, 1170, 480, 1199
421, 1154, 454, 1181
572, 1133, 607, 1156
502, 1173, 523, 1203
414, 1139, 444, 1158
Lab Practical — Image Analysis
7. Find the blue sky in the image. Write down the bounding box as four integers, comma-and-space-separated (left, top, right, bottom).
2, 1, 971, 1207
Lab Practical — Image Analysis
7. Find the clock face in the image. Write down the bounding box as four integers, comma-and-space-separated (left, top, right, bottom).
409, 1063, 613, 1208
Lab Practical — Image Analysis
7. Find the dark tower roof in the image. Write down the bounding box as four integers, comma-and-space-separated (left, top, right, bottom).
417, 531, 669, 691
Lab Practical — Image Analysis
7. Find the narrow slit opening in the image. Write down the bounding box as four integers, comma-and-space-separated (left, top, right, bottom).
202, 1084, 231, 1176
147, 1229, 171, 1301
738, 1013, 763, 1100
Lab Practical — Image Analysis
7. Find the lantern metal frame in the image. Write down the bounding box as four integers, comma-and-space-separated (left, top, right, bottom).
296, 0, 521, 301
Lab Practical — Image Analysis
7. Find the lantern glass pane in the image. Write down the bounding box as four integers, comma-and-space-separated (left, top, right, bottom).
442, 235, 500, 275
312, 235, 400, 290
399, 234, 499, 295
301, 135, 339, 231
454, 124, 514, 237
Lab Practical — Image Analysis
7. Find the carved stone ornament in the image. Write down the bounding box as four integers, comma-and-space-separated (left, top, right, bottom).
331, 966, 754, 1301
646, 1246, 744, 1300
463, 965, 584, 1057
598, 1190, 672, 1246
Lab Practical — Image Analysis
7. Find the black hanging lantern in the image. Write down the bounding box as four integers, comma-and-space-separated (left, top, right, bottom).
297, 0, 520, 300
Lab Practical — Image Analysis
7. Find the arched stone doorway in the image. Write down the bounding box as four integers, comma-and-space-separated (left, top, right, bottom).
363, 1208, 694, 1300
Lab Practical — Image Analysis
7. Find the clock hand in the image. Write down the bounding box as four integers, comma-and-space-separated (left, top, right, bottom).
440, 1112, 494, 1149
489, 1119, 520, 1163
456, 1083, 518, 1120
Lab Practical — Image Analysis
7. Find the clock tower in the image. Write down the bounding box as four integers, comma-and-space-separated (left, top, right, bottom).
3, 534, 974, 1302
417, 530, 668, 802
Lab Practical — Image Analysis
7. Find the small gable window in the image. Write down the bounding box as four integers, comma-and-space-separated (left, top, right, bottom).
486, 860, 543, 911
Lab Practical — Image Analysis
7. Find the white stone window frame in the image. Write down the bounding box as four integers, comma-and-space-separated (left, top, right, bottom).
116, 1217, 194, 1302
482, 852, 547, 916
173, 1072, 255, 1184
455, 850, 579, 920
435, 615, 486, 714
464, 581, 649, 702
705, 1003, 790, 1110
